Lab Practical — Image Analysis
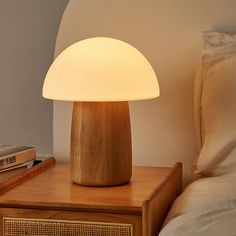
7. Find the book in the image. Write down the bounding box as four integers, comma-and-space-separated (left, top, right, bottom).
0, 145, 36, 170
0, 157, 56, 194
0, 160, 34, 173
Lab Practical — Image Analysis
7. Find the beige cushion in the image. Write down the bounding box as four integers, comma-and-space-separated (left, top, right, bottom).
193, 31, 236, 176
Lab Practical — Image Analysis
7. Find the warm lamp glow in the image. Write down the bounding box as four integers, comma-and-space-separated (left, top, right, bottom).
43, 37, 159, 101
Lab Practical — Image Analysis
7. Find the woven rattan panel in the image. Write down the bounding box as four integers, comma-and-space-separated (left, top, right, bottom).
3, 217, 133, 236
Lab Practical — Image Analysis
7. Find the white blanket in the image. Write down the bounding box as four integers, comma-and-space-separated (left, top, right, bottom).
159, 176, 236, 236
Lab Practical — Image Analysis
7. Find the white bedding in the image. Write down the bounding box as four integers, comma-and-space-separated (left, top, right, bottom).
159, 175, 236, 236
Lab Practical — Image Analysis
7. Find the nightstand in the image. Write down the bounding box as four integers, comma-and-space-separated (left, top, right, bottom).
0, 162, 182, 236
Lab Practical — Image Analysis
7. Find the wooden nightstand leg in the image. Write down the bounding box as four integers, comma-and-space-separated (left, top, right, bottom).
142, 163, 182, 236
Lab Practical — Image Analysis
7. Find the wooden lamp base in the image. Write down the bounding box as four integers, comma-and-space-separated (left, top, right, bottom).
70, 102, 132, 187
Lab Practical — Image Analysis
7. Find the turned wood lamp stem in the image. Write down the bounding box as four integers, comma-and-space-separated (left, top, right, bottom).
70, 101, 132, 186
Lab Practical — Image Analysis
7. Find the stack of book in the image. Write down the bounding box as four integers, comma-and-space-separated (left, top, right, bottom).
0, 144, 36, 173
0, 144, 56, 195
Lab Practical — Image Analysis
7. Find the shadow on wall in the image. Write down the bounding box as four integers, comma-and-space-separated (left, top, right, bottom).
0, 0, 69, 156
53, 0, 236, 185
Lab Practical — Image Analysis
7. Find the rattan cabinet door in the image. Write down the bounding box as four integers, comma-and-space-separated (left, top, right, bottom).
0, 208, 142, 236
3, 217, 133, 236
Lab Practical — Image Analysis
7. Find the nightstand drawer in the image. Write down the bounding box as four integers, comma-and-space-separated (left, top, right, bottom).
0, 208, 141, 236
3, 217, 133, 236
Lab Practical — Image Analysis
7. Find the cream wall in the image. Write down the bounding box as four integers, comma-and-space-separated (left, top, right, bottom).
0, 0, 68, 155
54, 0, 236, 183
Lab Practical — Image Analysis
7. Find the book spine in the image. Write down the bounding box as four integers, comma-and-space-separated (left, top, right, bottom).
0, 149, 36, 170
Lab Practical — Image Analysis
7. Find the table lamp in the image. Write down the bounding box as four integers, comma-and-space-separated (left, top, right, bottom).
43, 37, 159, 187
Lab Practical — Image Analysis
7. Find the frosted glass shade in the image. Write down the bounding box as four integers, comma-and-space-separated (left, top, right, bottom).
43, 37, 159, 101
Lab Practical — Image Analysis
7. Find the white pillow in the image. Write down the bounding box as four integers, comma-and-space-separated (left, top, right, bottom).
193, 31, 236, 176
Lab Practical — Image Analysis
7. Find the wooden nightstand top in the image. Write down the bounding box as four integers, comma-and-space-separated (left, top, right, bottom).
0, 163, 182, 215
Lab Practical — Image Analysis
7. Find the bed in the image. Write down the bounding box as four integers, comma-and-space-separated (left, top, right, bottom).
159, 175, 236, 235
159, 31, 236, 236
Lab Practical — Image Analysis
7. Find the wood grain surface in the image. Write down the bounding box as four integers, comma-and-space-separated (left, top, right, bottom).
71, 101, 132, 186
142, 162, 182, 236
0, 157, 56, 195
0, 164, 179, 215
